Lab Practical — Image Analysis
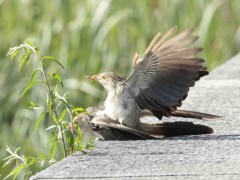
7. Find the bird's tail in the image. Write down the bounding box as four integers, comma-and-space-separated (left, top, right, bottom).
171, 110, 221, 119
141, 121, 213, 137
141, 109, 221, 120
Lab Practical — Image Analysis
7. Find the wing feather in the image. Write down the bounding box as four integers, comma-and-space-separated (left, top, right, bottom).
150, 26, 178, 53
126, 27, 208, 118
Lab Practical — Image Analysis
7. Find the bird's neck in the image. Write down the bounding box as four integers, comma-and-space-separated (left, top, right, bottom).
104, 84, 123, 106
103, 81, 118, 93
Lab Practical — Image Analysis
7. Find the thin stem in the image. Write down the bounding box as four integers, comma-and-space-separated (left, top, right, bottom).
7, 147, 32, 172
30, 46, 68, 158
66, 107, 74, 154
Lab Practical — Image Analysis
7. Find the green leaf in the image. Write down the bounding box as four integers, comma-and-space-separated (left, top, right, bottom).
2, 157, 15, 168
29, 101, 42, 110
76, 125, 83, 141
59, 109, 67, 122
85, 140, 95, 150
57, 125, 63, 140
28, 158, 38, 164
21, 81, 39, 97
26, 41, 40, 54
7, 47, 20, 59
62, 121, 71, 125
49, 142, 57, 160
34, 113, 45, 133
7, 47, 17, 56
3, 153, 14, 161
3, 164, 27, 180
47, 132, 58, 145
47, 93, 53, 112
50, 90, 56, 101
50, 73, 63, 87
30, 69, 40, 82
63, 90, 70, 98
38, 152, 48, 160
26, 41, 36, 48
48, 159, 57, 165
57, 98, 71, 109
40, 160, 48, 170
52, 113, 59, 124
45, 125, 57, 131
65, 130, 74, 147
14, 147, 21, 153
18, 49, 32, 70
24, 171, 32, 180
72, 107, 85, 115
42, 56, 64, 69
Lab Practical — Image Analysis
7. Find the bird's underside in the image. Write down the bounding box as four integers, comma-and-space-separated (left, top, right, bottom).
89, 27, 212, 130
68, 107, 218, 141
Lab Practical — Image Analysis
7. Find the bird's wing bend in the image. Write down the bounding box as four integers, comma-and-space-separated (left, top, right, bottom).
125, 27, 208, 118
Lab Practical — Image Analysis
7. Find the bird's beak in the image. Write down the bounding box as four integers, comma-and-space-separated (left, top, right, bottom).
88, 75, 97, 81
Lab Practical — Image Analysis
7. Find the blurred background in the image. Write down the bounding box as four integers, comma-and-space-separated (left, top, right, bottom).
0, 0, 240, 177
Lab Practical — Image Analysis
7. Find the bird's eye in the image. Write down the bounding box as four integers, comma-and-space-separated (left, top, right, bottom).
102, 76, 106, 79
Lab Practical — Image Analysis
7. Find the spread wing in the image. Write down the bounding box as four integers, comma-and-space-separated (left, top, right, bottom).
125, 27, 208, 118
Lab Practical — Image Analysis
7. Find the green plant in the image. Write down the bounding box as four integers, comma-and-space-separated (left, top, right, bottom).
2, 42, 95, 179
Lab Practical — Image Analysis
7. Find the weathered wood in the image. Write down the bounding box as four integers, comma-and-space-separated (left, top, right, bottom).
31, 54, 240, 180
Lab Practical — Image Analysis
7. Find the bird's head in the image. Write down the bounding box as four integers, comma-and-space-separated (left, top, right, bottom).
88, 72, 125, 92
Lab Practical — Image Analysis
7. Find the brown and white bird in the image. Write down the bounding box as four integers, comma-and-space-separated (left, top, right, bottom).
69, 107, 214, 141
89, 27, 211, 130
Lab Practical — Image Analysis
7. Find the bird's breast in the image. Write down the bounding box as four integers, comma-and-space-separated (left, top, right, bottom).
104, 90, 139, 121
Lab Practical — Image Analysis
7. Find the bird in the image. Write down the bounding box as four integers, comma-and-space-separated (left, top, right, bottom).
88, 27, 214, 130
68, 107, 214, 141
